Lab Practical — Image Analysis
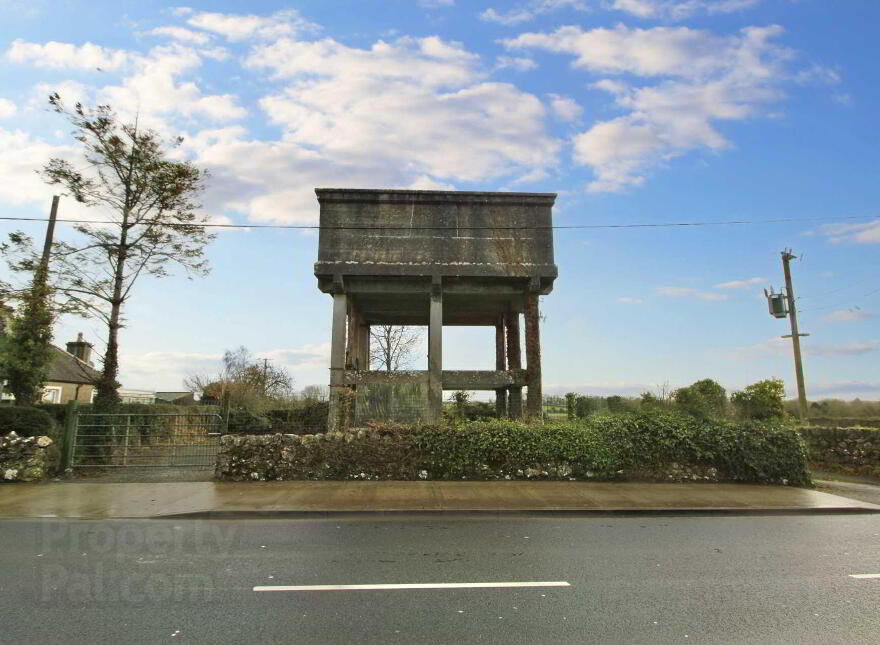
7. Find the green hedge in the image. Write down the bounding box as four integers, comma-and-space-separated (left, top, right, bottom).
217, 411, 812, 485
0, 406, 57, 439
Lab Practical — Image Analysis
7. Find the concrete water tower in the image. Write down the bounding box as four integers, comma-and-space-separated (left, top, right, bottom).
314, 188, 557, 429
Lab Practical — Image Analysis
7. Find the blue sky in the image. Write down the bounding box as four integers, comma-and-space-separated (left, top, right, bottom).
0, 0, 878, 399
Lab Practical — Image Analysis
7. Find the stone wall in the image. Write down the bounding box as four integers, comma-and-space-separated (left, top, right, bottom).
800, 427, 880, 477
0, 432, 58, 482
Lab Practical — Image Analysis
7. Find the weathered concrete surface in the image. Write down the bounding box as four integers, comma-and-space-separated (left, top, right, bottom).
315, 188, 557, 285
815, 477, 880, 507
0, 481, 877, 519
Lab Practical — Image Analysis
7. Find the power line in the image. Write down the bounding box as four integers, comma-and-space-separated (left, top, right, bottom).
800, 286, 880, 313
800, 270, 880, 300
0, 213, 877, 231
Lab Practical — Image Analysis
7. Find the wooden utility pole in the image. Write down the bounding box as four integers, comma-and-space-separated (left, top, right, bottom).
40, 196, 60, 269
781, 250, 809, 420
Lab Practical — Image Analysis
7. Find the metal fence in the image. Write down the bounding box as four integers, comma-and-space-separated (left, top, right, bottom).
71, 412, 224, 468
353, 383, 429, 425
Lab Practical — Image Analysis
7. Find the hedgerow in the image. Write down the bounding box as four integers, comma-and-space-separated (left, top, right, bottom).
217, 410, 811, 485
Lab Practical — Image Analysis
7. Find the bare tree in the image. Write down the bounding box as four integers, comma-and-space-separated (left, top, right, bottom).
369, 325, 423, 371
299, 384, 329, 401
185, 346, 293, 410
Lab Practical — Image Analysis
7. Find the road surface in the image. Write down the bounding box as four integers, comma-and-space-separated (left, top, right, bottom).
1, 515, 878, 644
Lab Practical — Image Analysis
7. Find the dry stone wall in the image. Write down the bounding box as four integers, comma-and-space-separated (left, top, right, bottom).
0, 432, 58, 482
800, 427, 880, 477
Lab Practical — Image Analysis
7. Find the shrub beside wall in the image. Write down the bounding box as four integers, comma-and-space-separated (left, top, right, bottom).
216, 412, 812, 486
0, 432, 59, 481
799, 427, 880, 478
0, 407, 57, 439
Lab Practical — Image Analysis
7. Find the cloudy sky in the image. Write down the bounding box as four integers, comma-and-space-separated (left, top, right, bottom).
1, 0, 878, 400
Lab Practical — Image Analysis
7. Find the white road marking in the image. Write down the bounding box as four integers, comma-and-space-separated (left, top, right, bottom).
254, 581, 571, 592
848, 573, 880, 579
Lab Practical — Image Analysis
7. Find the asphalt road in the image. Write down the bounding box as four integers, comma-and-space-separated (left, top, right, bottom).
1, 515, 878, 644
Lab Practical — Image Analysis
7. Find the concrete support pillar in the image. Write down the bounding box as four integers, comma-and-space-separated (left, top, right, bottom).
524, 294, 542, 422
346, 301, 358, 370
328, 291, 348, 431
495, 319, 507, 418
428, 280, 443, 420
358, 324, 370, 371
505, 311, 522, 419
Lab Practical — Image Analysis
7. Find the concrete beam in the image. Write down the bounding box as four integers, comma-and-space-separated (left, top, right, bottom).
343, 369, 526, 390
344, 370, 429, 386
442, 370, 527, 391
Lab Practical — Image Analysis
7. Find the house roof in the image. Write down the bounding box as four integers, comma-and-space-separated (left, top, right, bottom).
46, 345, 101, 385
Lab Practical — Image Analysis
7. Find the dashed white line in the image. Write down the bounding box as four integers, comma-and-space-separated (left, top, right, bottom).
253, 581, 571, 592
848, 573, 880, 579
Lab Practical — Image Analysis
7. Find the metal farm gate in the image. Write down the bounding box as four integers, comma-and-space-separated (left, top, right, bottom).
69, 412, 223, 469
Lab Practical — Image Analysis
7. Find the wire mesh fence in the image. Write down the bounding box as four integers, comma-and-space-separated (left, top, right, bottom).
72, 413, 224, 468
353, 383, 429, 425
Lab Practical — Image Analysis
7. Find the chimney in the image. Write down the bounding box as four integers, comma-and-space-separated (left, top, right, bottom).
66, 333, 93, 365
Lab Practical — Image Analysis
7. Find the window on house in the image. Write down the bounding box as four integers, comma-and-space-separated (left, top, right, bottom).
41, 386, 62, 404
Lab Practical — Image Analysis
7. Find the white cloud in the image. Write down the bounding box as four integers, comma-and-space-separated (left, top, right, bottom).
120, 343, 331, 390
0, 127, 101, 224
238, 35, 557, 219
608, 0, 760, 21
544, 381, 656, 396
96, 44, 246, 124
5, 39, 131, 70
822, 310, 875, 323
495, 55, 538, 72
263, 343, 331, 371
506, 24, 790, 192
13, 38, 244, 128
548, 93, 583, 122
714, 277, 765, 289
30, 80, 91, 110
0, 98, 16, 119
794, 63, 841, 86
819, 220, 880, 244
503, 24, 749, 78
148, 26, 212, 45
0, 128, 74, 206
656, 286, 727, 301
617, 297, 644, 304
481, 8, 538, 25
481, 1, 587, 25
481, 0, 757, 25
728, 337, 879, 359
185, 9, 317, 42
809, 381, 880, 397
807, 341, 879, 357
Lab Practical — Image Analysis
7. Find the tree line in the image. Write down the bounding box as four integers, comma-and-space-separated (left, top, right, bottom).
555, 378, 789, 422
